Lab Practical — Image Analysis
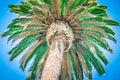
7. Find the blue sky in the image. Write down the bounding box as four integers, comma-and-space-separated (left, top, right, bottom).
0, 0, 120, 80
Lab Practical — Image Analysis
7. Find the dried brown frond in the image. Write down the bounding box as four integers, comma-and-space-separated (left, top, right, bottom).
74, 11, 96, 21
66, 0, 74, 15
71, 49, 82, 79
36, 48, 49, 79
51, 0, 58, 18
33, 15, 50, 26
66, 53, 72, 80
76, 49, 89, 77
80, 21, 103, 27
27, 24, 49, 29
20, 40, 45, 65
60, 53, 67, 80
78, 36, 98, 58
88, 0, 96, 4
83, 26, 108, 38
70, 21, 81, 29
41, 2, 54, 22
39, 6, 54, 23
83, 0, 96, 6
56, 0, 61, 18
66, 6, 84, 21
83, 31, 108, 44
69, 19, 77, 25
11, 30, 46, 44
66, 1, 96, 22
32, 6, 48, 18
74, 34, 83, 42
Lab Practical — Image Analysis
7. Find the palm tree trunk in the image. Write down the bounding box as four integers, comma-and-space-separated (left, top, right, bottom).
41, 38, 65, 80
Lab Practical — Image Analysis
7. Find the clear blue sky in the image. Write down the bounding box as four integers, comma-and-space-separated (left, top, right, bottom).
0, 0, 120, 80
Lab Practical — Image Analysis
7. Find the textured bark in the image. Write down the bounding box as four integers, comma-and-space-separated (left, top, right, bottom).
41, 38, 65, 80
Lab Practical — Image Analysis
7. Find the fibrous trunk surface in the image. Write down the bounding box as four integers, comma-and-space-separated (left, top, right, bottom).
41, 38, 65, 80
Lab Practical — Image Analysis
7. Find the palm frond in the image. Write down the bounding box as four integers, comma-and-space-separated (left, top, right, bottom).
26, 41, 48, 80
71, 47, 84, 80
9, 34, 38, 61
59, 53, 67, 80
66, 53, 72, 80
0, 0, 119, 80
20, 39, 45, 71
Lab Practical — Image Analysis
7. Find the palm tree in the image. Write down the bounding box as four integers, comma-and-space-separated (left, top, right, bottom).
0, 0, 119, 80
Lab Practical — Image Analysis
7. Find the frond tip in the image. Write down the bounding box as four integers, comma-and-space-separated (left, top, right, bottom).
0, 0, 119, 80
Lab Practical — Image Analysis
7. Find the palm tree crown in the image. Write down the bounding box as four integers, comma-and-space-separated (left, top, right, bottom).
0, 0, 119, 80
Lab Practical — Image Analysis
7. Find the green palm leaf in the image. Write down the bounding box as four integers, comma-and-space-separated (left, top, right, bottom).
26, 41, 48, 80
9, 34, 38, 61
